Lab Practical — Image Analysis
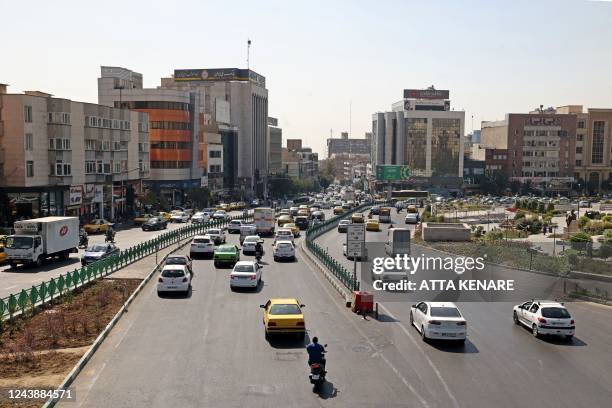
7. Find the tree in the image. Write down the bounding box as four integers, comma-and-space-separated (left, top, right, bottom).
510, 180, 521, 194
185, 187, 211, 208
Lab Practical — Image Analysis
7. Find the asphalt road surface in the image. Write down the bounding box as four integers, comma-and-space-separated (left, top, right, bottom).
314, 209, 612, 408
0, 212, 244, 299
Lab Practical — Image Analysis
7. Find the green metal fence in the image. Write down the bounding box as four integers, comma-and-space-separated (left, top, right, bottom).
0, 214, 252, 321
305, 201, 389, 291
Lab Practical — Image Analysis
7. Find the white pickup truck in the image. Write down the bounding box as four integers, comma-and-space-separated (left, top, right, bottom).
5, 216, 79, 267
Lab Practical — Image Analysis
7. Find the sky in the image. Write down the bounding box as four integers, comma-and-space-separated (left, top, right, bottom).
2, 0, 612, 155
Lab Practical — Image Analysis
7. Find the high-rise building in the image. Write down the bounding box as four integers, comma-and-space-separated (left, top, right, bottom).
372, 87, 464, 187
0, 85, 149, 225
160, 68, 268, 197
98, 67, 197, 205
326, 132, 371, 158
268, 117, 282, 175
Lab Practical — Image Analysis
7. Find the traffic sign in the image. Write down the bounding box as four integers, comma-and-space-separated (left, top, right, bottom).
347, 223, 365, 258
376, 165, 410, 181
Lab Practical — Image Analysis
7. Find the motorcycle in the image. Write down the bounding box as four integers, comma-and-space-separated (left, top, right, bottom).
255, 251, 262, 263
78, 231, 89, 248
309, 346, 327, 391
105, 230, 115, 243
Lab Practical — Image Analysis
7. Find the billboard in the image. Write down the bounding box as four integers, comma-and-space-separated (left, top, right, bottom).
174, 68, 265, 87
404, 89, 450, 100
376, 165, 411, 181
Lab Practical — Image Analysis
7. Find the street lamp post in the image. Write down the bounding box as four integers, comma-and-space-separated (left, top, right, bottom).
111, 166, 141, 222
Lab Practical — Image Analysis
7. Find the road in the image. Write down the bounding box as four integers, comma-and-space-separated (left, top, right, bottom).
0, 212, 244, 299
314, 209, 612, 407
59, 212, 437, 408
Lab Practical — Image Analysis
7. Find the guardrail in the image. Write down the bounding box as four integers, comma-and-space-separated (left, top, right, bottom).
305, 201, 390, 291
0, 214, 252, 322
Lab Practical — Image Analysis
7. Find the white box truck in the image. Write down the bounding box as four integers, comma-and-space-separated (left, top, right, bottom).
5, 216, 79, 267
253, 207, 275, 236
377, 228, 412, 281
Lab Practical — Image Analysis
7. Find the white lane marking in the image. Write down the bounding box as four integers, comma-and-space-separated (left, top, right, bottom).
300, 247, 430, 407
4, 285, 18, 290
114, 318, 136, 350
378, 303, 460, 408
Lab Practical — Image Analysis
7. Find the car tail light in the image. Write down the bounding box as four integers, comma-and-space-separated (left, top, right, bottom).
456, 321, 466, 326
268, 322, 276, 326
538, 317, 547, 323
428, 320, 441, 325
296, 321, 305, 326
182, 277, 188, 282
250, 274, 257, 280
571, 319, 575, 324
158, 277, 163, 283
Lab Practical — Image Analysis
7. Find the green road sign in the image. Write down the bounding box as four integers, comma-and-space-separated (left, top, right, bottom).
376, 165, 410, 181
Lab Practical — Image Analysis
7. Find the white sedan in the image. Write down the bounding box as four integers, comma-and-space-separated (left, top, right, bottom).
274, 228, 295, 244
513, 300, 575, 340
410, 302, 467, 343
157, 265, 192, 295
230, 261, 262, 289
273, 240, 296, 262
206, 228, 226, 245
189, 235, 215, 258
242, 235, 263, 255
213, 210, 229, 220
191, 212, 210, 224
170, 211, 190, 223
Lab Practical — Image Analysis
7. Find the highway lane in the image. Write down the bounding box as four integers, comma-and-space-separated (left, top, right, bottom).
60, 222, 447, 408
0, 211, 246, 299
315, 209, 612, 408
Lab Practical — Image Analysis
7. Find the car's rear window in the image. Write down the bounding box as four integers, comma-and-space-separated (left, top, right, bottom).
88, 244, 108, 252
166, 257, 187, 265
234, 264, 255, 272
430, 307, 461, 318
193, 238, 210, 244
161, 269, 185, 278
541, 307, 571, 319
269, 304, 301, 315
208, 229, 221, 234
277, 243, 293, 248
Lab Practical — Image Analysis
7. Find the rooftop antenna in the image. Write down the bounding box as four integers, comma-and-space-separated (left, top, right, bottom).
247, 39, 251, 70
349, 100, 352, 138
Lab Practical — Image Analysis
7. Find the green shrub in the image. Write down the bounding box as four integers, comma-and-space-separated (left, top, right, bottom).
546, 203, 555, 212
514, 210, 527, 220
485, 229, 504, 241
602, 215, 612, 223
578, 215, 590, 229
584, 220, 605, 235
569, 232, 592, 243
603, 229, 612, 243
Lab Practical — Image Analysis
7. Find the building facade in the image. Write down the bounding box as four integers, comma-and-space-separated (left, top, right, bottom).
160, 68, 268, 196
268, 117, 282, 175
326, 134, 371, 158
481, 110, 577, 191
557, 105, 612, 191
372, 88, 464, 187
98, 67, 197, 205
0, 85, 149, 225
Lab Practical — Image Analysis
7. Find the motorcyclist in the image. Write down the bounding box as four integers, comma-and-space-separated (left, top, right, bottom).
255, 240, 263, 259
306, 337, 326, 368
105, 226, 115, 243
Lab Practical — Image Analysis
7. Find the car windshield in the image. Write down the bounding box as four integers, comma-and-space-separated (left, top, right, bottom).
147, 218, 160, 223
87, 244, 108, 252
5, 236, 33, 249
161, 269, 185, 278
430, 307, 462, 318
541, 307, 571, 319
166, 257, 187, 265
269, 304, 301, 315
234, 264, 255, 272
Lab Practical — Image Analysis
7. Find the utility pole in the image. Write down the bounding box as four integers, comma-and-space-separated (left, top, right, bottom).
247, 39, 251, 70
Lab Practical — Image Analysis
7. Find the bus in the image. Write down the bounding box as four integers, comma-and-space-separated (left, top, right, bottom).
379, 207, 392, 223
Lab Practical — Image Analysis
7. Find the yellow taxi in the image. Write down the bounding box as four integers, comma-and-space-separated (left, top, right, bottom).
157, 211, 172, 221
0, 245, 6, 264
284, 223, 300, 237
236, 201, 247, 210
351, 213, 365, 223
277, 214, 294, 227
297, 209, 310, 218
407, 205, 418, 214
366, 218, 380, 231
133, 214, 155, 225
83, 219, 113, 234
260, 298, 305, 339
333, 206, 344, 215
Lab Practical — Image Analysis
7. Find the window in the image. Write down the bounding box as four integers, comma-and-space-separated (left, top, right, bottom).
63, 139, 71, 150
26, 161, 34, 177
577, 134, 584, 141
114, 162, 121, 173
209, 150, 222, 158
103, 163, 111, 174
53, 160, 71, 176
25, 133, 33, 150
97, 161, 103, 174
578, 120, 585, 129
24, 106, 33, 123
209, 164, 222, 173
85, 139, 96, 150
592, 121, 605, 164
85, 161, 96, 174
576, 160, 582, 166
102, 141, 111, 151
576, 147, 583, 154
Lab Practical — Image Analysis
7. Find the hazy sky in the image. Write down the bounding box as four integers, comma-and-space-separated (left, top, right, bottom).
2, 0, 611, 155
